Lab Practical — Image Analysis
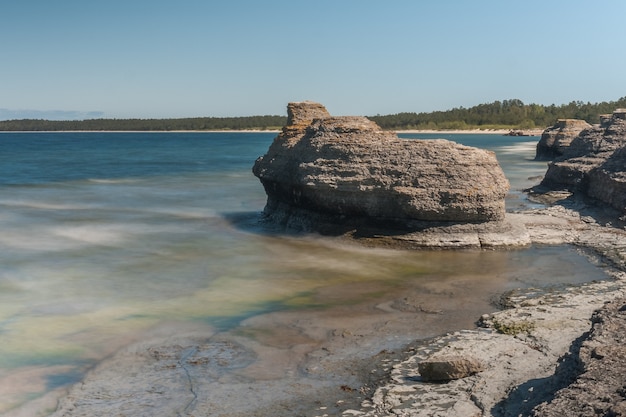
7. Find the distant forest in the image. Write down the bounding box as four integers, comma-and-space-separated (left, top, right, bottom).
368, 97, 626, 131
0, 115, 287, 132
1, 97, 625, 131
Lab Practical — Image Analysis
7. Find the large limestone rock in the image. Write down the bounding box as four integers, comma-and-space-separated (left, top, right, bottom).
537, 110, 626, 213
535, 119, 592, 160
252, 102, 510, 232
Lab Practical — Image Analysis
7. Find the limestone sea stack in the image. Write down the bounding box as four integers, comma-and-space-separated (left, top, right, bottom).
252, 102, 510, 232
538, 109, 626, 213
535, 119, 592, 160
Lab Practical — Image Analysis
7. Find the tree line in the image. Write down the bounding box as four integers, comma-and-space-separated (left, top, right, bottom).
1, 97, 625, 131
368, 97, 626, 130
0, 115, 287, 132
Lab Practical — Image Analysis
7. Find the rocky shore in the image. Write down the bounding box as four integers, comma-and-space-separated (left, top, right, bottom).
47, 104, 626, 416
326, 110, 626, 416
47, 200, 626, 417
333, 201, 626, 417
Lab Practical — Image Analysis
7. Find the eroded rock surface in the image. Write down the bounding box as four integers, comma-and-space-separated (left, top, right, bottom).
531, 298, 626, 416
253, 102, 510, 232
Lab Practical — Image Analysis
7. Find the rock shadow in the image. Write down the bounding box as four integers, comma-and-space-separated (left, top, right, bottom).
222, 210, 408, 238
221, 211, 299, 236
527, 186, 626, 229
222, 210, 499, 242
490, 332, 588, 417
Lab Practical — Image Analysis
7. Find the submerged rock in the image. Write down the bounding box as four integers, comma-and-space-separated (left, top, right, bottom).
535, 119, 592, 160
252, 102, 510, 233
536, 109, 626, 213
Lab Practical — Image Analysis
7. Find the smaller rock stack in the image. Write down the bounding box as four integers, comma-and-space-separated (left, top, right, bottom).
535, 119, 591, 160
253, 102, 510, 233
538, 109, 626, 213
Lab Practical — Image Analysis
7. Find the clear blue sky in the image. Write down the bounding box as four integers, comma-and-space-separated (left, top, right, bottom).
2, 0, 625, 120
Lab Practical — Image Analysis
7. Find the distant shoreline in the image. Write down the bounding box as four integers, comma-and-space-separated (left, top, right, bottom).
0, 129, 282, 134
0, 128, 543, 135
398, 128, 544, 135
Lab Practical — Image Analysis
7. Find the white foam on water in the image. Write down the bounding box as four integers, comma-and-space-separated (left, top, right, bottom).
0, 232, 78, 252
50, 225, 130, 246
87, 178, 140, 184
0, 222, 158, 252
0, 199, 92, 211
496, 141, 538, 155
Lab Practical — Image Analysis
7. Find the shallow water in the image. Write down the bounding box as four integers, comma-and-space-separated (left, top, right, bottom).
0, 132, 606, 414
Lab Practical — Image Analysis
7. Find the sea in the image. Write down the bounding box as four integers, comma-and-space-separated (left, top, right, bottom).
0, 131, 609, 415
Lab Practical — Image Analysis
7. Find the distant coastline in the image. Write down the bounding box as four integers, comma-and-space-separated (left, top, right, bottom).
0, 129, 281, 134
397, 128, 543, 135
2, 96, 624, 133
0, 128, 543, 136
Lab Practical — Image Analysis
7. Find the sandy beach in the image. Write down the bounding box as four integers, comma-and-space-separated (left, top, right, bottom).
397, 128, 544, 135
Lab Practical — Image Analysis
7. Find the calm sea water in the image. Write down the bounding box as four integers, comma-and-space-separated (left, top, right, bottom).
0, 132, 605, 414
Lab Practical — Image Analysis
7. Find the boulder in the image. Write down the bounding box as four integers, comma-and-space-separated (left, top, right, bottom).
252, 102, 510, 232
535, 119, 592, 160
284, 100, 330, 127
537, 110, 626, 213
418, 354, 485, 382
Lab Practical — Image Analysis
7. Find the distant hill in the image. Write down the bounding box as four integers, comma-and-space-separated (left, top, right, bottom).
1, 97, 625, 131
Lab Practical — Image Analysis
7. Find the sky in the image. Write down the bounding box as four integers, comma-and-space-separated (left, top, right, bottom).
1, 0, 626, 120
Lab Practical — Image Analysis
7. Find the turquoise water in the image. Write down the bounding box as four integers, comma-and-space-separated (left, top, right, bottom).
0, 132, 602, 414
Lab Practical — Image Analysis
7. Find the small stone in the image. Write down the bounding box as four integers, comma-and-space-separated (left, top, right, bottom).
417, 354, 485, 382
